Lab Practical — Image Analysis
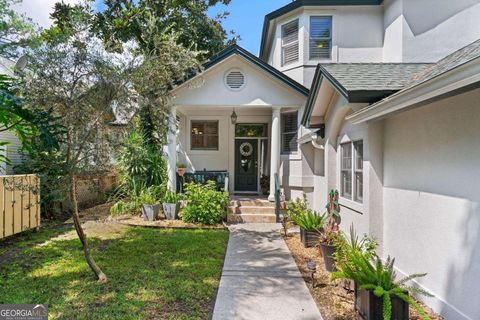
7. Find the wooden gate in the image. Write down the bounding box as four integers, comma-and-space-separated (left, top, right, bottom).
0, 174, 40, 239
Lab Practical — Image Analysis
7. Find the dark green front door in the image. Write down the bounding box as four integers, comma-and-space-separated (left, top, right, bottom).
235, 139, 258, 192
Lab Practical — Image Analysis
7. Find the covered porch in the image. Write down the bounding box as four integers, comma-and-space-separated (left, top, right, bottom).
166, 45, 309, 200
167, 105, 287, 200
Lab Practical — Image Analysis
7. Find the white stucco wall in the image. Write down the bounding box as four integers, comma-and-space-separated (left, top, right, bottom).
383, 88, 480, 319
383, 0, 480, 62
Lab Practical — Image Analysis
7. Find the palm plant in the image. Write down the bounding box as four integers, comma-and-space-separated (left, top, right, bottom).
332, 249, 433, 320
290, 209, 327, 230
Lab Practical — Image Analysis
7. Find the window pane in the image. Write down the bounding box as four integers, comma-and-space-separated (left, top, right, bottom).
235, 124, 267, 137
341, 171, 352, 199
191, 121, 218, 150
354, 141, 363, 171
281, 112, 298, 153
282, 20, 299, 65
355, 172, 363, 203
310, 16, 332, 59
341, 143, 352, 170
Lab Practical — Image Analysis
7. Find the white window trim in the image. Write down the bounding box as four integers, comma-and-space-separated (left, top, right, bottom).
187, 116, 222, 155
308, 14, 334, 63
281, 19, 299, 67
337, 135, 365, 213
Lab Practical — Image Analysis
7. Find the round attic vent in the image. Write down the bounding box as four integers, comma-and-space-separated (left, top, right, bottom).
225, 69, 246, 91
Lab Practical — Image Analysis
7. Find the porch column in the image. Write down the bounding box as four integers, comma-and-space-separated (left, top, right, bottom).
268, 106, 281, 201
167, 106, 177, 191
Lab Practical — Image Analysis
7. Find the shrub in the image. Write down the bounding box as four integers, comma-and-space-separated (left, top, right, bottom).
109, 184, 162, 216
163, 191, 182, 204
182, 181, 229, 225
287, 194, 326, 230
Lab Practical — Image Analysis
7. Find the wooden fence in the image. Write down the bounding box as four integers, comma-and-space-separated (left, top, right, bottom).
0, 174, 40, 239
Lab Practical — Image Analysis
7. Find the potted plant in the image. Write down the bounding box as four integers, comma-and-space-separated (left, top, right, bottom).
318, 189, 342, 272
162, 191, 182, 220
260, 174, 270, 195
140, 189, 161, 221
177, 162, 187, 177
334, 225, 377, 292
287, 194, 327, 247
333, 251, 433, 320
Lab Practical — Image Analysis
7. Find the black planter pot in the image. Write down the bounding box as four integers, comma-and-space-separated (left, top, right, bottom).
355, 284, 409, 320
300, 228, 321, 248
320, 243, 337, 272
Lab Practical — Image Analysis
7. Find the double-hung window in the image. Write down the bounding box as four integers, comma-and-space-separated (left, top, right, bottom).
309, 16, 332, 60
281, 112, 298, 154
281, 19, 299, 66
340, 140, 363, 202
191, 120, 219, 150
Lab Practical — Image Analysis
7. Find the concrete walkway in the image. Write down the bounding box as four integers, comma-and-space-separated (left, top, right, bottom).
212, 223, 323, 320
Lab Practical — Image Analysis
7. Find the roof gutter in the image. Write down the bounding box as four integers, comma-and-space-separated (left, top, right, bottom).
346, 57, 480, 124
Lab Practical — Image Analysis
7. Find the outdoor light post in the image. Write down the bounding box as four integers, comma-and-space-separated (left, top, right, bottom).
307, 261, 317, 288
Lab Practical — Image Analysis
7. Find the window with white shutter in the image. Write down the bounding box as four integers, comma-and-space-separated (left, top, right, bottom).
310, 16, 332, 60
281, 112, 298, 153
281, 19, 299, 66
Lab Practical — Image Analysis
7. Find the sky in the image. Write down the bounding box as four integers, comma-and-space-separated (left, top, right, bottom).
13, 0, 291, 56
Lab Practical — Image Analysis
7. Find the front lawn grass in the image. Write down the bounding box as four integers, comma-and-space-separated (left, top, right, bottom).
0, 225, 229, 319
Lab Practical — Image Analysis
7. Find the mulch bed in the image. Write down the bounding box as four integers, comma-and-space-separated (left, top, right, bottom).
284, 233, 443, 320
113, 215, 227, 230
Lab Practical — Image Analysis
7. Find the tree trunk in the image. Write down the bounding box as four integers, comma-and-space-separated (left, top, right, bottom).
70, 174, 108, 282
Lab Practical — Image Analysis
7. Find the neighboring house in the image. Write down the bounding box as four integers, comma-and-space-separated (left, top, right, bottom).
169, 0, 480, 319
0, 56, 23, 175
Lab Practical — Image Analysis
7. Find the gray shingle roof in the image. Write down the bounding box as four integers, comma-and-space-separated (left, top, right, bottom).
407, 39, 480, 87
321, 63, 433, 91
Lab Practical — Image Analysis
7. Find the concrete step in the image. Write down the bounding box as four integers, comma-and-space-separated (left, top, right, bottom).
228, 206, 276, 215
227, 212, 277, 223
229, 199, 274, 207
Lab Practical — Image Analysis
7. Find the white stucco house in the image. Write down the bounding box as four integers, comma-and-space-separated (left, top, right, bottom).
168, 0, 480, 319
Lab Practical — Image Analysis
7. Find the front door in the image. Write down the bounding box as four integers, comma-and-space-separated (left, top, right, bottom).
235, 139, 258, 192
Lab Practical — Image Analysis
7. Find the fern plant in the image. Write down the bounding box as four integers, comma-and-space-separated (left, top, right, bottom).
332, 247, 433, 320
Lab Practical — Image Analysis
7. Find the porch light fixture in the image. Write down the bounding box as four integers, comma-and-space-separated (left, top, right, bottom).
231, 109, 238, 124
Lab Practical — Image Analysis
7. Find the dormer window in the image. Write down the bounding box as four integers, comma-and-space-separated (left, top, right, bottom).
310, 16, 332, 60
281, 19, 299, 66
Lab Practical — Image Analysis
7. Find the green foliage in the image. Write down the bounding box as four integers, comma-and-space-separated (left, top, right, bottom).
117, 124, 168, 189
110, 183, 163, 216
0, 0, 38, 58
0, 75, 62, 160
163, 191, 182, 204
287, 194, 327, 230
14, 149, 66, 219
332, 240, 433, 320
92, 0, 236, 59
182, 181, 229, 225
176, 162, 187, 169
